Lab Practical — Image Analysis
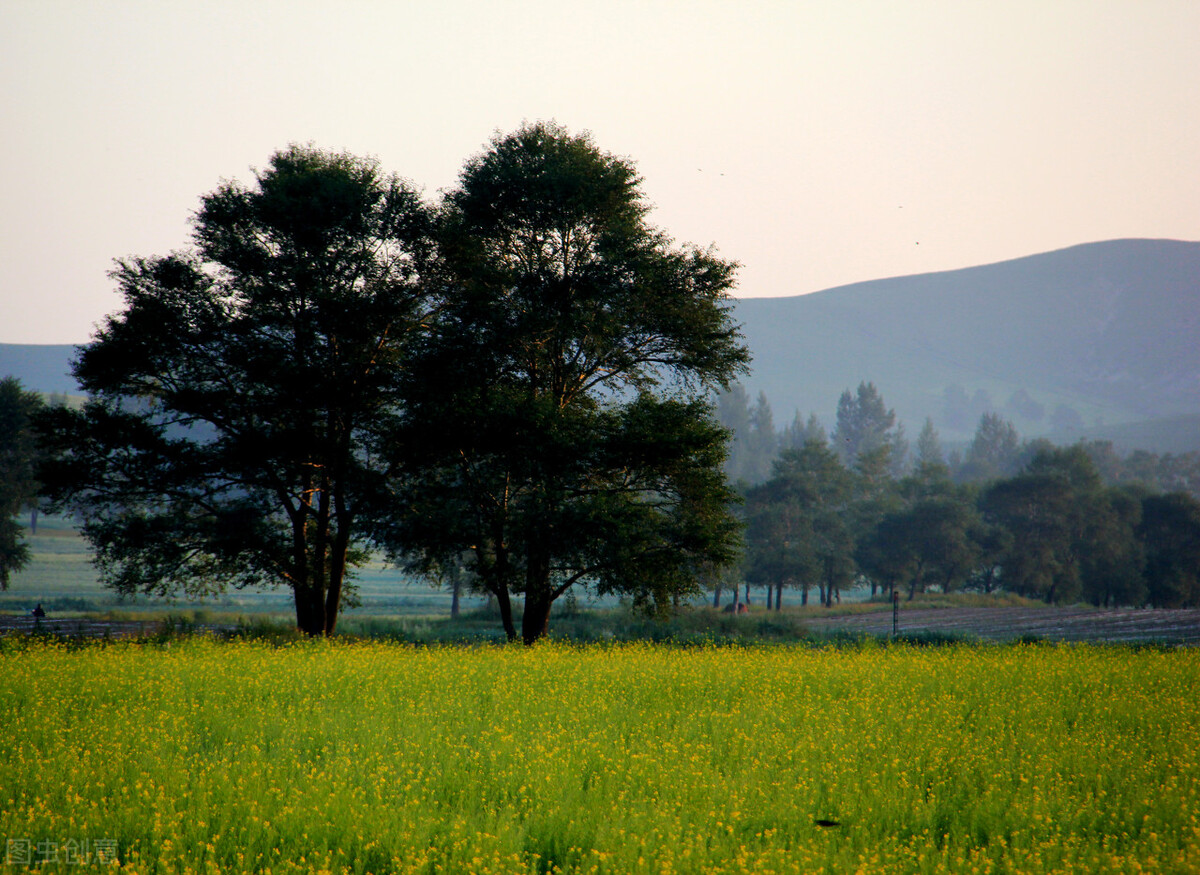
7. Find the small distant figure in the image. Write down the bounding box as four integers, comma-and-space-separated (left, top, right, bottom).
31, 603, 46, 618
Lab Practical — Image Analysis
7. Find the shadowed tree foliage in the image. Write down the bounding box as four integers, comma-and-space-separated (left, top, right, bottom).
914, 417, 946, 475
856, 455, 978, 600
715, 383, 752, 484
744, 440, 854, 608
37, 146, 433, 635
978, 472, 1074, 601
958, 413, 1021, 483
0, 377, 43, 588
383, 123, 749, 644
977, 444, 1135, 604
781, 411, 827, 452
832, 382, 901, 468
1080, 485, 1146, 608
714, 384, 779, 485
1139, 492, 1200, 607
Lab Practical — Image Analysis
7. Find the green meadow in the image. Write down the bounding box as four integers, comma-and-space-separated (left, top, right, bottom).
0, 517, 486, 621
1, 639, 1197, 874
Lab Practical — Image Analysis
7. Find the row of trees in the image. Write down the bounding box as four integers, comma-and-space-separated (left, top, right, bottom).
739, 425, 1200, 610
719, 381, 1200, 497
719, 381, 907, 484
31, 124, 750, 642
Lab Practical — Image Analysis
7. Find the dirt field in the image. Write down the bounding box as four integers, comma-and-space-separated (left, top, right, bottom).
0, 615, 236, 639
3, 605, 1200, 644
802, 605, 1200, 644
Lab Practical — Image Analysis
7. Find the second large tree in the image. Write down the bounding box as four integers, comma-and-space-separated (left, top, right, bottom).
388, 123, 749, 643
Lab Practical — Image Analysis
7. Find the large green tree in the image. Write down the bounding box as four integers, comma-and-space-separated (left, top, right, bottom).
0, 377, 43, 588
386, 123, 748, 644
37, 146, 432, 635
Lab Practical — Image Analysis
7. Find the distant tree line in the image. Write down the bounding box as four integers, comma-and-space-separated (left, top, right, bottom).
719, 383, 1200, 609
717, 381, 1200, 497
940, 383, 1087, 435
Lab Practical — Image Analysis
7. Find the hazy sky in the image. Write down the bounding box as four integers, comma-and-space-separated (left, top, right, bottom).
3, 0, 1198, 344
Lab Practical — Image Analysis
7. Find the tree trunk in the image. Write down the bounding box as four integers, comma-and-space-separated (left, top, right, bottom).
712, 584, 722, 608
521, 543, 555, 644
322, 585, 339, 636
766, 586, 774, 610
294, 583, 325, 636
801, 586, 808, 606
775, 583, 783, 610
289, 503, 327, 636
490, 585, 517, 641
522, 592, 553, 645
450, 576, 462, 618
323, 508, 354, 637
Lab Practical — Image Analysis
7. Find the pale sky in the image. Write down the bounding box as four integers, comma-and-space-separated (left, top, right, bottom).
2, 0, 1198, 344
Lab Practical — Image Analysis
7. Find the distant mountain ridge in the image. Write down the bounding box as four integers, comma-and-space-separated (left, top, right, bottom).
0, 344, 80, 395
730, 239, 1200, 447
2, 239, 1198, 450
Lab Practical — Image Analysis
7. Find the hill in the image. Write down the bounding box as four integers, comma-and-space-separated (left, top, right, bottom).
0, 344, 80, 395
3, 239, 1198, 450
731, 238, 1200, 447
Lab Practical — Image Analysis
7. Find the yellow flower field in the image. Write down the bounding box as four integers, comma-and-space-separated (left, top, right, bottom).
1, 639, 1197, 874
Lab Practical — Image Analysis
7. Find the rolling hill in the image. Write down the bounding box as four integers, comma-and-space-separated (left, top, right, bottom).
0, 344, 80, 395
2, 238, 1198, 450
731, 238, 1200, 447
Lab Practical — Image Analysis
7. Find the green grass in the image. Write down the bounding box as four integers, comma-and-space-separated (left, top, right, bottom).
1, 516, 488, 620
1, 638, 1197, 873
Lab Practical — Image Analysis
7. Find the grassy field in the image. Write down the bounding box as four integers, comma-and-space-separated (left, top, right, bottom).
1, 638, 1197, 874
8, 517, 1200, 649
0, 517, 489, 620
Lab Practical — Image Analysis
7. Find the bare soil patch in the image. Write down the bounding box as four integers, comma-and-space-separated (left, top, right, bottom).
0, 615, 235, 639
801, 605, 1200, 644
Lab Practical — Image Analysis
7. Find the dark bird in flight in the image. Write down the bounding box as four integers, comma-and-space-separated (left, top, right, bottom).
814, 819, 841, 828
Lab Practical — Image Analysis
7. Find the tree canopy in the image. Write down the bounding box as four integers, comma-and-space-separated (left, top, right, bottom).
37, 145, 433, 635
383, 122, 749, 643
0, 377, 43, 589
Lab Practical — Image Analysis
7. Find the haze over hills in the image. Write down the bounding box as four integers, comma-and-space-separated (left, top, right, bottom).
0, 344, 80, 396
2, 239, 1198, 451
731, 238, 1200, 449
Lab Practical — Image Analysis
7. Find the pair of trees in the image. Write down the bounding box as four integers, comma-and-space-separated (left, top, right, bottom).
38, 125, 748, 641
